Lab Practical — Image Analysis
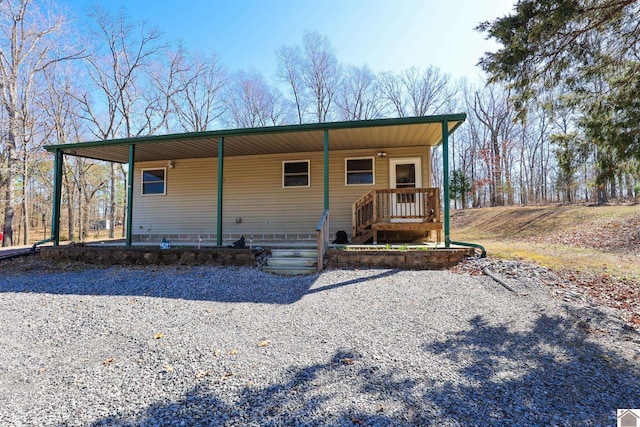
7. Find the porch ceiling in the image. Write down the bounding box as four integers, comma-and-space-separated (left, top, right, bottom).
45, 114, 466, 163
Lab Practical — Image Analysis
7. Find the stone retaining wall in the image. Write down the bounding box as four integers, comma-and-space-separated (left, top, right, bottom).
40, 246, 257, 267
325, 248, 475, 270
40, 246, 475, 271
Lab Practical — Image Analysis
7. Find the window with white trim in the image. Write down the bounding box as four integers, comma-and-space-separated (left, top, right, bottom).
283, 160, 310, 187
345, 157, 374, 185
141, 168, 166, 195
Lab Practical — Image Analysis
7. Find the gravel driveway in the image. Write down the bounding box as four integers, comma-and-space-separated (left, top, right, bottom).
1, 258, 639, 426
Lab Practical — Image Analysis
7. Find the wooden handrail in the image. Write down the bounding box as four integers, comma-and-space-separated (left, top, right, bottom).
352, 188, 441, 240
373, 188, 439, 221
352, 190, 375, 238
316, 209, 329, 272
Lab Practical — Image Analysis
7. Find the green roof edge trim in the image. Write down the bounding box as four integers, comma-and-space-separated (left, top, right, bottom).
44, 113, 467, 152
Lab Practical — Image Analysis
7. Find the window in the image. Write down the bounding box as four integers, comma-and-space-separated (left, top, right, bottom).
345, 157, 374, 185
141, 168, 166, 195
283, 160, 310, 187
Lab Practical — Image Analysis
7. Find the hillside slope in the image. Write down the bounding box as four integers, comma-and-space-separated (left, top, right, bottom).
452, 204, 640, 327
451, 204, 640, 279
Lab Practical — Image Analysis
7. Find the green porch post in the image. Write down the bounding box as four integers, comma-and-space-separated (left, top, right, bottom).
324, 129, 329, 210
125, 145, 135, 246
51, 149, 63, 246
217, 137, 224, 246
442, 120, 450, 248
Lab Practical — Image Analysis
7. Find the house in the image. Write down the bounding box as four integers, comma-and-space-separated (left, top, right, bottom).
44, 114, 470, 254
620, 410, 640, 427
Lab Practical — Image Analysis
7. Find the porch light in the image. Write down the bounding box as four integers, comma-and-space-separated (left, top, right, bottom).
377, 152, 387, 158
167, 160, 175, 169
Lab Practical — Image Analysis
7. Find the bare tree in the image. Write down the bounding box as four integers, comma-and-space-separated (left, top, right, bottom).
276, 44, 306, 124
39, 62, 87, 240
276, 31, 341, 123
379, 66, 456, 118
171, 49, 227, 132
335, 65, 383, 120
379, 71, 406, 117
79, 5, 165, 239
225, 69, 287, 128
470, 84, 516, 207
403, 66, 455, 116
0, 0, 81, 246
301, 31, 341, 122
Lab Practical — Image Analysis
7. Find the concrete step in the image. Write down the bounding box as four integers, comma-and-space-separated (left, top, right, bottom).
263, 247, 319, 275
262, 265, 318, 276
270, 249, 318, 258
267, 256, 316, 267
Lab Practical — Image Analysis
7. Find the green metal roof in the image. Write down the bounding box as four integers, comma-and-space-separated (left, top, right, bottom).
45, 114, 466, 163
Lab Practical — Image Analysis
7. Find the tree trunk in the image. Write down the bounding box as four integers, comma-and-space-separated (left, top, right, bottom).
21, 152, 29, 245
64, 165, 75, 241
2, 140, 17, 247
491, 136, 503, 206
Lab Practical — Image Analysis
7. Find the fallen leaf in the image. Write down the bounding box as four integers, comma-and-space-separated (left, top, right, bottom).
350, 416, 365, 425
213, 348, 221, 357
222, 371, 233, 379
257, 340, 271, 347
228, 349, 238, 355
341, 358, 354, 365
377, 404, 385, 412
37, 367, 47, 374
103, 358, 114, 365
163, 364, 174, 372
195, 370, 211, 378
154, 332, 165, 339
246, 380, 255, 388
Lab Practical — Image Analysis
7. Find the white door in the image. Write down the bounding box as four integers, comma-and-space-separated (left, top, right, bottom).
389, 157, 422, 221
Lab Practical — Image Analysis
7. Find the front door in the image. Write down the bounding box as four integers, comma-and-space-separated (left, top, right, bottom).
389, 157, 422, 221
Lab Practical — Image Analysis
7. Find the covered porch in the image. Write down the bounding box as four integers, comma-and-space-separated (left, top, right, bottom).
43, 114, 483, 271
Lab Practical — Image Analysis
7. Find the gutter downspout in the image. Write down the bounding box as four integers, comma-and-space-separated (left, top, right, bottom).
442, 120, 487, 258
449, 239, 487, 258
0, 238, 55, 262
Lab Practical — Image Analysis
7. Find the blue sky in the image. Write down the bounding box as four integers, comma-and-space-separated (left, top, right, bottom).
62, 1, 515, 81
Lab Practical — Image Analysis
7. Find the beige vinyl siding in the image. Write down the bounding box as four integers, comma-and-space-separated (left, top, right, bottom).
132, 146, 432, 241
328, 147, 431, 238
133, 158, 217, 236
221, 152, 323, 237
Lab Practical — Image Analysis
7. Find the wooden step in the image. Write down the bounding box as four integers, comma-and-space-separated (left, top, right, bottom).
351, 230, 373, 245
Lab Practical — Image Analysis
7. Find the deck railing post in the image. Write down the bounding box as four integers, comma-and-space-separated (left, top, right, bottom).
372, 190, 378, 224
352, 203, 357, 239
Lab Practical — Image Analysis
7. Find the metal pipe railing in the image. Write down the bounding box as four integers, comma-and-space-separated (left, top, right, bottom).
316, 209, 330, 272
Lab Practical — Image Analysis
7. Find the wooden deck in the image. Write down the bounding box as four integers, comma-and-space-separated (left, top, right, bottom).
352, 188, 443, 244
